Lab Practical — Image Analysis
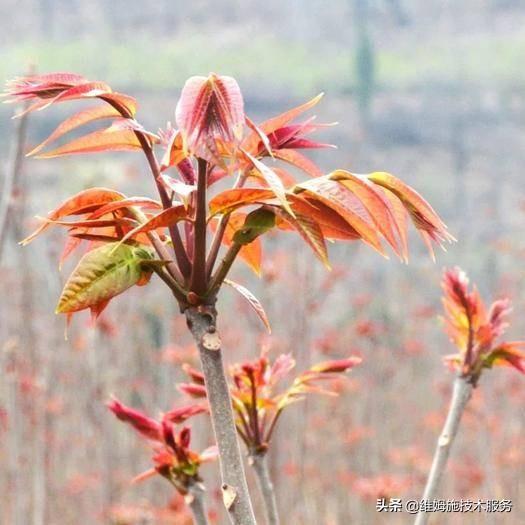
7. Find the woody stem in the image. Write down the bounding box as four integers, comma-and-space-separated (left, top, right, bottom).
187, 483, 210, 525
414, 375, 473, 525
250, 453, 280, 525
185, 307, 256, 525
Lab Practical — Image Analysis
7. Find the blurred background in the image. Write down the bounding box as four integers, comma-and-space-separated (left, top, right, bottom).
1, 1, 525, 523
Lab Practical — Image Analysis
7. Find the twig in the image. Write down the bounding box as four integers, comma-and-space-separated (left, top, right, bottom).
250, 453, 280, 525
414, 375, 473, 525
185, 307, 256, 525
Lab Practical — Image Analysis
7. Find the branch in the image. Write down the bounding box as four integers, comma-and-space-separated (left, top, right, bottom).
187, 483, 210, 525
0, 102, 30, 261
185, 307, 256, 525
250, 453, 280, 525
190, 158, 209, 296
414, 375, 473, 525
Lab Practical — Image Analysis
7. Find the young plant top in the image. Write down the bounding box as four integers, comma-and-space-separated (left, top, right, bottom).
4, 71, 454, 525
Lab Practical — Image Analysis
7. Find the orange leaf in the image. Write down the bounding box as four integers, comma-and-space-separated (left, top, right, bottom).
117, 205, 189, 244
295, 177, 385, 256
87, 197, 162, 219
288, 195, 360, 240
35, 126, 142, 158
368, 171, 455, 256
208, 188, 275, 216
27, 105, 122, 156
273, 148, 323, 178
330, 170, 405, 260
21, 188, 124, 245
274, 208, 330, 268
224, 279, 271, 333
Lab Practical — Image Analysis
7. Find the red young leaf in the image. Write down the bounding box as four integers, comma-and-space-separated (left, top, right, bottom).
176, 73, 244, 155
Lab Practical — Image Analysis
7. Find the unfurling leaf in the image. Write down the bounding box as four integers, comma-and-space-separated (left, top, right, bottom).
224, 279, 271, 333
176, 73, 244, 156
232, 208, 275, 245
56, 243, 154, 315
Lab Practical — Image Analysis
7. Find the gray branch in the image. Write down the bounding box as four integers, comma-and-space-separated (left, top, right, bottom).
414, 375, 473, 525
187, 483, 210, 525
250, 453, 280, 525
185, 307, 256, 525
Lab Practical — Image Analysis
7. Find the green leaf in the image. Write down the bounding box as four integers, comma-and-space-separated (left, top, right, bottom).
56, 242, 154, 314
232, 208, 275, 245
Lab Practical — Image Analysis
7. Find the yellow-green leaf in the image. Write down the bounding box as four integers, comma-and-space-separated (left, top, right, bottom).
56, 243, 153, 314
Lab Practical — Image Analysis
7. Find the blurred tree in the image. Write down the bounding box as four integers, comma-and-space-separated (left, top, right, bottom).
353, 0, 375, 133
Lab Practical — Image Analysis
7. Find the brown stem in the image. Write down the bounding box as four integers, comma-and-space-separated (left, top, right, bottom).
414, 375, 473, 525
250, 453, 280, 525
205, 173, 247, 278
207, 243, 242, 296
135, 134, 192, 280
206, 212, 230, 278
0, 102, 30, 261
185, 307, 256, 525
249, 374, 261, 447
190, 158, 209, 296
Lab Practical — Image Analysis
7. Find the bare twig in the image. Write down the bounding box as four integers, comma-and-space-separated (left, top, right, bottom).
250, 453, 280, 525
185, 307, 256, 525
414, 375, 473, 525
